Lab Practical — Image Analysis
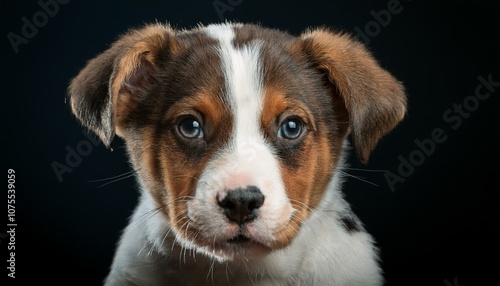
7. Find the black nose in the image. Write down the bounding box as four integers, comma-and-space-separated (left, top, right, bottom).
218, 186, 265, 225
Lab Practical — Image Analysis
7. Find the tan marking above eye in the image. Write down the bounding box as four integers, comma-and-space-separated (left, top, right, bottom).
164, 91, 229, 136
261, 86, 316, 135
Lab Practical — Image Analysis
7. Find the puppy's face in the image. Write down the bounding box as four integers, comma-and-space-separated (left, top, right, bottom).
69, 23, 406, 261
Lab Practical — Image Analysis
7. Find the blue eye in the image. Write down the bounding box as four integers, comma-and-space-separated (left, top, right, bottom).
279, 119, 303, 139
178, 117, 204, 139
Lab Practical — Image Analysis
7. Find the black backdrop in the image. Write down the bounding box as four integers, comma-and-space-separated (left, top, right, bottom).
1, 1, 499, 285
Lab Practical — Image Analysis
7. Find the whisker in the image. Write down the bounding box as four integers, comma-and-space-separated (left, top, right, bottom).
86, 145, 155, 186
87, 169, 137, 183
225, 263, 230, 285
242, 258, 256, 286
131, 205, 166, 227
339, 171, 379, 187
288, 198, 336, 231
172, 174, 201, 181
341, 167, 388, 173
160, 227, 171, 248
96, 173, 136, 188
132, 199, 192, 236
147, 243, 155, 257
206, 255, 216, 285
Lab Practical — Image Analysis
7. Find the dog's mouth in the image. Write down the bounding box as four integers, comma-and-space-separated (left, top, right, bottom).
227, 234, 251, 245
188, 231, 272, 261
181, 200, 296, 260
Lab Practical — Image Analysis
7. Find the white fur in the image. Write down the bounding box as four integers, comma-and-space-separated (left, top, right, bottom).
104, 23, 382, 286
105, 150, 382, 285
182, 25, 294, 260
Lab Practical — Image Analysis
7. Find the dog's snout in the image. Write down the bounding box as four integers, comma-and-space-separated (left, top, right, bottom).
218, 186, 265, 225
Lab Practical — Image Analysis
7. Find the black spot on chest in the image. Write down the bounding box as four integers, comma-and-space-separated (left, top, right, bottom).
339, 215, 361, 233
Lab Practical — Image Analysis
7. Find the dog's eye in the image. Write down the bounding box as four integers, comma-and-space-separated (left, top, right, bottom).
279, 118, 303, 140
178, 117, 204, 139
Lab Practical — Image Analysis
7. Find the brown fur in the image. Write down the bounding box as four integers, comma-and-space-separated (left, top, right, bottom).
159, 91, 232, 239
299, 28, 407, 163
68, 24, 179, 146
68, 23, 406, 259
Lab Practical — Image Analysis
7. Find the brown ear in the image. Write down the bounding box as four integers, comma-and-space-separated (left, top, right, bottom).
68, 24, 179, 146
300, 28, 407, 163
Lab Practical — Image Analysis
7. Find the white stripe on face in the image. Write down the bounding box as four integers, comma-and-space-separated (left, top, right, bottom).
206, 24, 265, 161
186, 24, 294, 249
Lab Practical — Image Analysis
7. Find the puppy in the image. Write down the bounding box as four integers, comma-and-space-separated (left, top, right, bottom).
68, 23, 406, 286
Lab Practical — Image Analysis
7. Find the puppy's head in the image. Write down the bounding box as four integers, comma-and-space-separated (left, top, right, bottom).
69, 23, 406, 261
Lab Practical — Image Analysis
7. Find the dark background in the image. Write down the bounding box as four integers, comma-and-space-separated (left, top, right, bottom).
1, 0, 499, 285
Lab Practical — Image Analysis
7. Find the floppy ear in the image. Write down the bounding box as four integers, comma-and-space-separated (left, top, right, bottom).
67, 24, 179, 147
300, 28, 407, 163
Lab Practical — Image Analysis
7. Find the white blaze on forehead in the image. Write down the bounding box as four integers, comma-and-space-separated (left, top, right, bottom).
205, 24, 263, 142
204, 24, 270, 186
184, 24, 294, 248
202, 24, 292, 211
